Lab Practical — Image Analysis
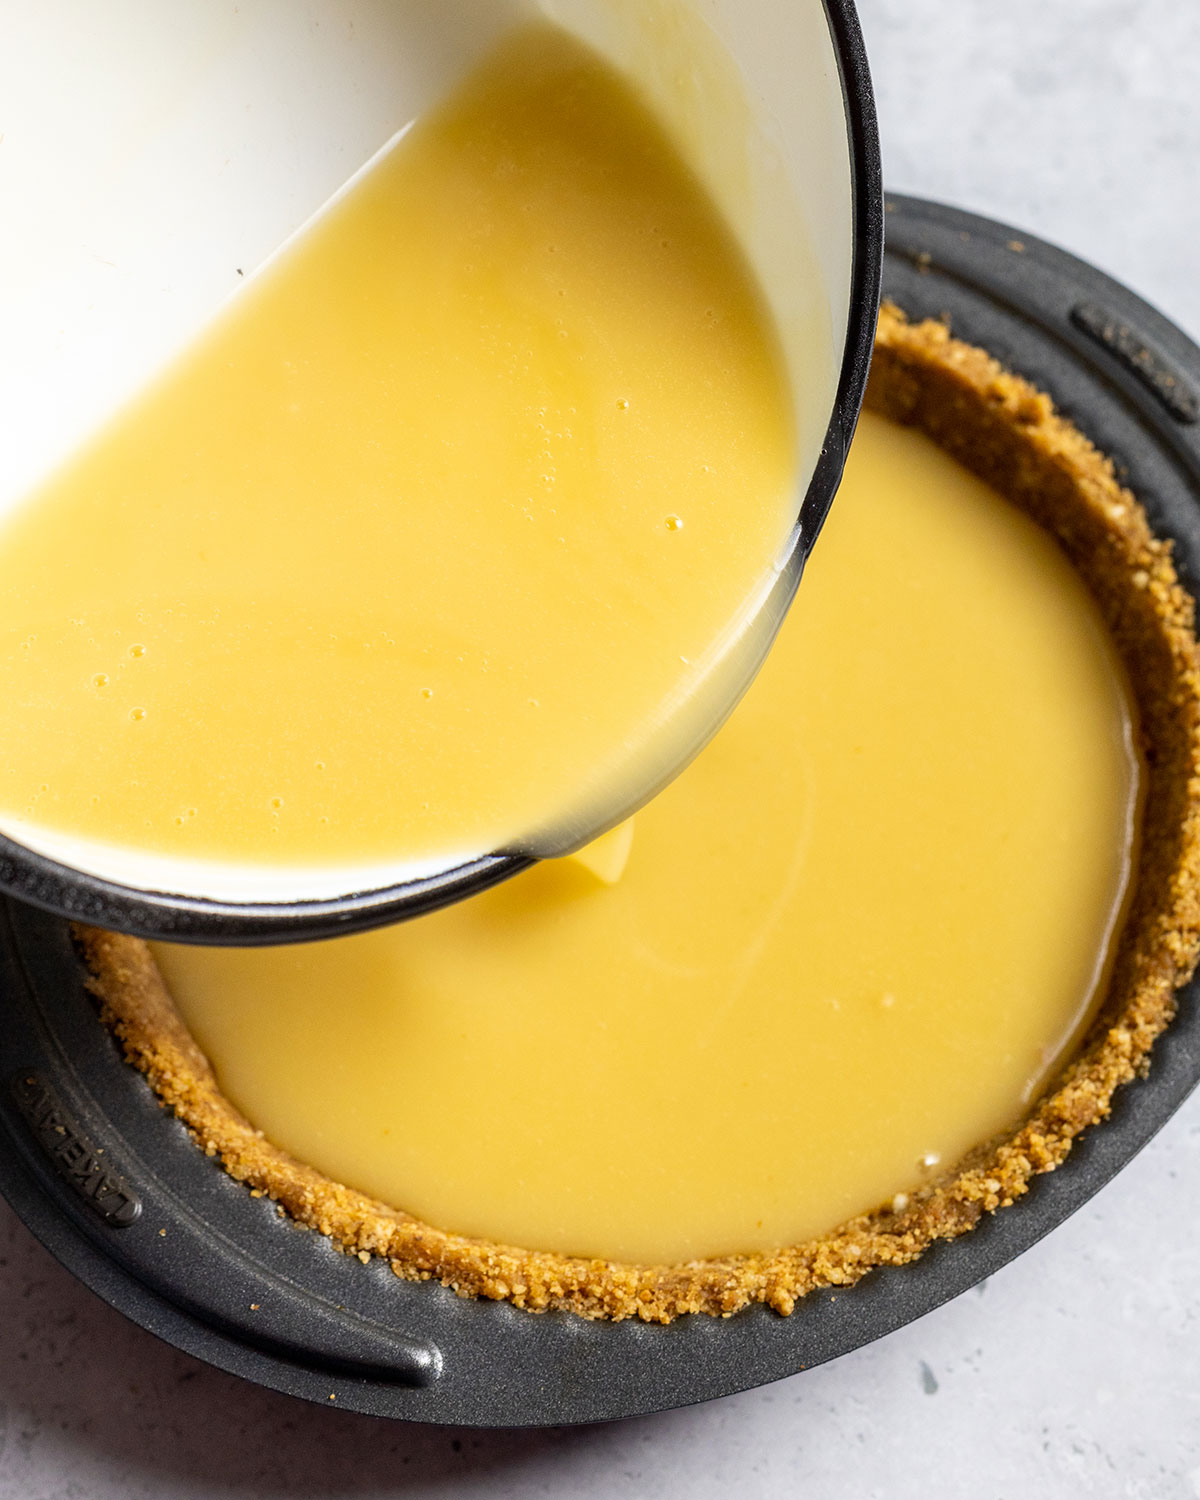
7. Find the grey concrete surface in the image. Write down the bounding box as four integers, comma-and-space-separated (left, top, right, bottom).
4, 2, 1200, 1495
869, 0, 1200, 345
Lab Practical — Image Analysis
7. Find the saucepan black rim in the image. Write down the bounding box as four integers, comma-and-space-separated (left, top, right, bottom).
0, 0, 885, 945
2, 193, 1200, 1426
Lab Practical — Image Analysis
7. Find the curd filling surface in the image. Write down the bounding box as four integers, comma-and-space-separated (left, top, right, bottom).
0, 20, 807, 888
153, 412, 1141, 1266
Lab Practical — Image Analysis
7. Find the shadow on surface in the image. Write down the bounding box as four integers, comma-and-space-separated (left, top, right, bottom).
0, 1204, 626, 1495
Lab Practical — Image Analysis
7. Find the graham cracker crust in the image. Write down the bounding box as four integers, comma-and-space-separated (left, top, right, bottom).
76, 304, 1200, 1323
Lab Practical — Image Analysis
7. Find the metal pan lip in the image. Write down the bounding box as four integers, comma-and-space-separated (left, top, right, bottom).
0, 0, 884, 945
4, 191, 1198, 1425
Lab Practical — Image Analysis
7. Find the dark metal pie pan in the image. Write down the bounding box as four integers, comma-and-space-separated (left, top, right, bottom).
3, 194, 1200, 1425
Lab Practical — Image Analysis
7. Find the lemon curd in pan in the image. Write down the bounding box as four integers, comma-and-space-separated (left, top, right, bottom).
0, 20, 814, 890
78, 312, 1200, 1320
143, 407, 1138, 1265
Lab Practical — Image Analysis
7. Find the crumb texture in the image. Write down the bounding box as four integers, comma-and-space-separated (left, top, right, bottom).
75, 306, 1200, 1322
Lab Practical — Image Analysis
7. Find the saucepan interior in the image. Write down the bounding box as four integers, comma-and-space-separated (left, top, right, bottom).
0, 0, 880, 939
